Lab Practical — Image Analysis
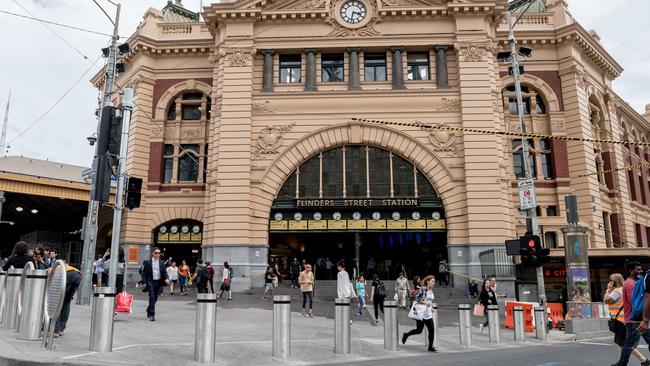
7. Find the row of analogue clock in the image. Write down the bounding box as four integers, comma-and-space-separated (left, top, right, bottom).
159, 225, 202, 234
274, 211, 442, 221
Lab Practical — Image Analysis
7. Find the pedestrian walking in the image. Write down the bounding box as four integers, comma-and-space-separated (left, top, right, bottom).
370, 274, 387, 324
178, 260, 190, 295
191, 259, 209, 294
478, 278, 497, 333
299, 264, 314, 317
468, 278, 479, 298
355, 275, 367, 316
325, 258, 334, 280
366, 257, 376, 279
206, 261, 215, 293
166, 261, 179, 295
395, 272, 410, 309
53, 262, 82, 337
612, 261, 650, 366
290, 258, 302, 288
33, 245, 48, 270
262, 266, 276, 300
47, 248, 59, 268
2, 241, 35, 271
437, 259, 448, 287
336, 260, 352, 299
402, 275, 437, 352
141, 248, 169, 321
218, 262, 233, 300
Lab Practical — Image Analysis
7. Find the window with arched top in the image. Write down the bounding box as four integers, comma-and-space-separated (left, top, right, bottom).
166, 92, 212, 122
504, 86, 547, 115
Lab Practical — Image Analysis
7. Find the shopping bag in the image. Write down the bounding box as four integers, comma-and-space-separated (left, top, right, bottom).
349, 283, 358, 299
115, 292, 133, 313
473, 303, 485, 317
408, 303, 425, 320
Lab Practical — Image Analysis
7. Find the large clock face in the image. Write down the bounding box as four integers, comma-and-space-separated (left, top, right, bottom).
340, 0, 367, 24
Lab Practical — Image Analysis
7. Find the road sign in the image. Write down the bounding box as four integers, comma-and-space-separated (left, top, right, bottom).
518, 179, 536, 210
81, 168, 94, 178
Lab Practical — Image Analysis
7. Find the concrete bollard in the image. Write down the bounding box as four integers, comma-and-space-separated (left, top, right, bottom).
432, 303, 439, 350
194, 293, 218, 363
272, 295, 291, 360
534, 306, 546, 340
458, 304, 472, 346
0, 268, 22, 329
513, 306, 525, 342
89, 287, 116, 352
383, 300, 398, 351
487, 305, 500, 344
334, 298, 351, 354
17, 268, 48, 341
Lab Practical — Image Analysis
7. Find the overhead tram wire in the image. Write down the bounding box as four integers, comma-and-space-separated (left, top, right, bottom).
7, 55, 103, 145
0, 9, 114, 37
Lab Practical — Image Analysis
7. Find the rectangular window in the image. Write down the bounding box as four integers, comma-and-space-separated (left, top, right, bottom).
279, 55, 301, 83
544, 232, 557, 249
508, 98, 531, 115
640, 175, 647, 205
635, 223, 643, 247
279, 173, 297, 199
368, 148, 390, 196
162, 159, 173, 183
321, 54, 344, 82
164, 144, 174, 155
178, 155, 199, 182
603, 211, 613, 246
512, 139, 536, 179
298, 157, 320, 198
345, 146, 366, 197
628, 169, 637, 202
181, 105, 201, 120
546, 205, 558, 216
540, 139, 554, 179
364, 53, 386, 81
322, 149, 343, 197
407, 53, 430, 81
392, 155, 415, 196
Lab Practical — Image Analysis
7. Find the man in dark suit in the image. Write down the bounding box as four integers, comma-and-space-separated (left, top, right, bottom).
141, 248, 169, 321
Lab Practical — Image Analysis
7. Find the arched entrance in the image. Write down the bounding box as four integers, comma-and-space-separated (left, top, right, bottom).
153, 219, 203, 266
268, 145, 447, 281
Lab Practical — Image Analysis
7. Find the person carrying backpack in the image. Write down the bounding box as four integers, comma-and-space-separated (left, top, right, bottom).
613, 261, 650, 366
206, 261, 215, 293
191, 259, 209, 294
370, 274, 386, 324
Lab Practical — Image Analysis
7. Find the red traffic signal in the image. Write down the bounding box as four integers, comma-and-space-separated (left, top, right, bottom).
528, 240, 535, 248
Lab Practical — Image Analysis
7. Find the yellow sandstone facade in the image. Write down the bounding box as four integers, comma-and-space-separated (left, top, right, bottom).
95, 0, 650, 293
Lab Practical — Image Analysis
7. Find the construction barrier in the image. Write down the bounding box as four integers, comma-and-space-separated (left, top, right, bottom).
547, 303, 564, 328
504, 301, 534, 333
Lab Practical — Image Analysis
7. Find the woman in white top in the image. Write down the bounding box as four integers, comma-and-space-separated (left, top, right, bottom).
218, 262, 233, 300
336, 261, 352, 299
402, 275, 437, 352
166, 262, 179, 295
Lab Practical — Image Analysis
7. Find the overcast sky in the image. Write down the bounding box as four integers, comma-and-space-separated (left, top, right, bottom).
0, 0, 648, 167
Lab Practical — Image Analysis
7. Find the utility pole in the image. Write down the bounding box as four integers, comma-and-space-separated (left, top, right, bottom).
1, 90, 10, 157
507, 10, 546, 307
78, 3, 121, 305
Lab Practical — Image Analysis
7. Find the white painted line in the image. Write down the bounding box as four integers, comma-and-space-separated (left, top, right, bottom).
62, 352, 98, 360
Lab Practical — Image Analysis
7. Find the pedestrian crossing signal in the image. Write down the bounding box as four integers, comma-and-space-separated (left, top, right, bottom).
125, 177, 142, 210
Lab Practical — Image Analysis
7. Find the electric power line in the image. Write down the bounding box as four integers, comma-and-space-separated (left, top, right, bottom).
0, 9, 114, 37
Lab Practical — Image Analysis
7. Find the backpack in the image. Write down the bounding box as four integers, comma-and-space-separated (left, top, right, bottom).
631, 271, 650, 321
198, 266, 209, 283
207, 266, 215, 279
376, 281, 386, 298
229, 267, 234, 278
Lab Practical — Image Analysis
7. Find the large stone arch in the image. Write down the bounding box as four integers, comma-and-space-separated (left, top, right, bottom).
254, 120, 460, 221
150, 206, 204, 230
154, 79, 212, 120
499, 73, 561, 113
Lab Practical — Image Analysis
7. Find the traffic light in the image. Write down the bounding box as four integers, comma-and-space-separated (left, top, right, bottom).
92, 106, 117, 203
519, 235, 550, 267
125, 177, 142, 210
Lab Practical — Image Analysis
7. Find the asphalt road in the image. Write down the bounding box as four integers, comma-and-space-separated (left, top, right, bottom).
319, 340, 639, 366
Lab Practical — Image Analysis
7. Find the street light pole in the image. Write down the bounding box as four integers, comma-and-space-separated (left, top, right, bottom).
78, 3, 121, 305
507, 10, 546, 307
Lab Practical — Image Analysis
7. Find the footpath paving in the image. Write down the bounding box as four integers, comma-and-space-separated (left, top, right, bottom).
0, 289, 580, 366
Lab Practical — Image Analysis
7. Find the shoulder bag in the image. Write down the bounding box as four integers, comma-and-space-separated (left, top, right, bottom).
608, 306, 624, 333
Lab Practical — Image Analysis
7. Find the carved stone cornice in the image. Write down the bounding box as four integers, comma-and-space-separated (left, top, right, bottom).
454, 40, 494, 63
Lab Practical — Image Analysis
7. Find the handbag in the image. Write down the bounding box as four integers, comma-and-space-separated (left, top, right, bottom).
115, 291, 133, 313
608, 306, 624, 333
348, 283, 358, 299
408, 302, 425, 320
473, 303, 485, 317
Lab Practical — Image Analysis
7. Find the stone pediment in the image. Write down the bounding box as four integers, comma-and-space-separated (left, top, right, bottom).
205, 0, 462, 12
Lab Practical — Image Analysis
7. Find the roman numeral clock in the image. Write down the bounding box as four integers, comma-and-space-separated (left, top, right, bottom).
330, 0, 378, 35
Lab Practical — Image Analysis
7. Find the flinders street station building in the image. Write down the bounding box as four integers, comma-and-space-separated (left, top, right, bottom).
94, 0, 650, 298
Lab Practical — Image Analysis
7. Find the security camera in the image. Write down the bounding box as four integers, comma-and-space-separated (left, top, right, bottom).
87, 135, 97, 146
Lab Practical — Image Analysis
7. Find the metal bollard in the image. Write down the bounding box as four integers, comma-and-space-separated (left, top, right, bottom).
534, 306, 546, 340
513, 306, 525, 342
0, 270, 6, 319
194, 293, 218, 363
272, 295, 291, 360
334, 298, 351, 354
89, 287, 116, 352
432, 303, 439, 350
383, 300, 398, 351
17, 269, 48, 341
458, 304, 472, 346
0, 268, 22, 329
487, 305, 500, 344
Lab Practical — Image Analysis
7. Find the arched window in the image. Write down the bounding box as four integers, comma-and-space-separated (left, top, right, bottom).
277, 145, 437, 199
504, 86, 547, 115
166, 91, 211, 122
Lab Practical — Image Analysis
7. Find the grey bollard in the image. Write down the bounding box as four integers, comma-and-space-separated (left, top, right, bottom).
513, 306, 525, 342
384, 300, 398, 351
1, 268, 22, 329
487, 305, 500, 344
194, 293, 218, 363
534, 306, 546, 340
18, 269, 48, 341
334, 298, 351, 354
432, 303, 439, 349
89, 287, 116, 352
0, 270, 6, 318
458, 304, 472, 346
272, 295, 291, 360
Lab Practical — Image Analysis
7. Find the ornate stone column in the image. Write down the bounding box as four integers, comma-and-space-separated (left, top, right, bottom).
348, 48, 361, 90
434, 45, 449, 88
261, 49, 275, 92
304, 49, 318, 91
391, 47, 405, 90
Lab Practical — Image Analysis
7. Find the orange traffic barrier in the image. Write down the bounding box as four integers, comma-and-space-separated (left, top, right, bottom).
504, 301, 535, 333
547, 303, 564, 328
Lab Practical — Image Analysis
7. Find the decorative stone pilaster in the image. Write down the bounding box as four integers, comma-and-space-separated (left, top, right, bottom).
348, 48, 361, 90
260, 49, 275, 92
391, 47, 405, 90
434, 45, 449, 88
304, 49, 318, 91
